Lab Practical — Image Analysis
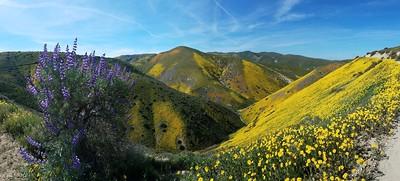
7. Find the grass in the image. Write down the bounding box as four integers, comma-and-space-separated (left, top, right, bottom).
0, 99, 42, 144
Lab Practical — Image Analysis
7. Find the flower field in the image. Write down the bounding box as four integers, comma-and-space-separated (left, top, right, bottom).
187, 60, 400, 180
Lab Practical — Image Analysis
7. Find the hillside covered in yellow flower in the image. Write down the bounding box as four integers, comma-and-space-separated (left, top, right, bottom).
186, 57, 400, 180
224, 57, 396, 147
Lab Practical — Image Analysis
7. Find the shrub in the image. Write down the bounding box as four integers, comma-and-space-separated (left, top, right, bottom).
2, 110, 41, 140
0, 100, 17, 122
20, 39, 137, 180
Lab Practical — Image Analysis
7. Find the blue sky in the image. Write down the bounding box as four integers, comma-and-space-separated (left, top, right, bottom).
0, 0, 399, 59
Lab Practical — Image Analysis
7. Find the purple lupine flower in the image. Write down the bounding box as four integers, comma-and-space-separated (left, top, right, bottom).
72, 38, 78, 54
71, 155, 81, 169
19, 147, 38, 164
26, 136, 42, 148
48, 74, 53, 81
61, 86, 70, 100
59, 52, 66, 81
81, 53, 89, 72
96, 54, 106, 77
52, 43, 60, 71
34, 64, 43, 82
66, 45, 75, 70
40, 97, 49, 110
41, 44, 49, 66
106, 68, 114, 82
72, 129, 85, 148
44, 119, 59, 135
27, 83, 38, 95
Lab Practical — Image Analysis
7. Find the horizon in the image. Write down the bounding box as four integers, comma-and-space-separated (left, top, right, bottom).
0, 0, 400, 59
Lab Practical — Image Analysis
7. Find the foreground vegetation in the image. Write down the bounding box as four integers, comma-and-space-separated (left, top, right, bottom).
187, 59, 400, 180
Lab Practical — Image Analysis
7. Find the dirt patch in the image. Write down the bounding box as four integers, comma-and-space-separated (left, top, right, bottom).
0, 131, 25, 181
378, 123, 400, 180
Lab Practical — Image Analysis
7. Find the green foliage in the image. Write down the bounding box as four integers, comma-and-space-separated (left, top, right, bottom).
0, 99, 42, 142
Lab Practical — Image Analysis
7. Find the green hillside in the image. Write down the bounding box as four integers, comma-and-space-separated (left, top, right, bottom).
115, 54, 156, 72
0, 52, 38, 109
0, 52, 244, 152
123, 46, 290, 109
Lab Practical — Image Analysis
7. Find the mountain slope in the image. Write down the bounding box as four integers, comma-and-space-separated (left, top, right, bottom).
115, 54, 156, 72
240, 62, 345, 124
0, 52, 39, 109
210, 51, 337, 80
221, 57, 399, 147
128, 74, 244, 151
0, 52, 244, 152
128, 46, 290, 109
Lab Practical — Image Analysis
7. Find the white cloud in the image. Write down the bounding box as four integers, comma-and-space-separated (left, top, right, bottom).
276, 0, 301, 17
274, 0, 309, 23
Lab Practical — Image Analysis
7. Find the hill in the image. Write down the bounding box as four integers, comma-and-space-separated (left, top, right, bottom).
115, 54, 156, 72
210, 51, 337, 80
0, 52, 39, 109
121, 46, 291, 109
221, 56, 399, 147
240, 62, 345, 124
0, 52, 244, 152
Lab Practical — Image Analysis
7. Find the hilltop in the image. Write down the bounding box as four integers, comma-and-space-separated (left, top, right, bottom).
117, 46, 295, 109
209, 51, 337, 80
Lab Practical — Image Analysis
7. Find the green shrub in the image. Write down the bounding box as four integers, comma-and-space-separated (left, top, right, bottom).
0, 100, 17, 122
2, 109, 41, 140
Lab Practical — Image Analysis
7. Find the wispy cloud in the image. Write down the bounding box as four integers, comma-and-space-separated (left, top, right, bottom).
213, 0, 239, 32
274, 0, 309, 23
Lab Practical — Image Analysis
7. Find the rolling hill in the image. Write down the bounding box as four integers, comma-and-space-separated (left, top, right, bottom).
0, 52, 38, 109
120, 46, 291, 109
240, 62, 345, 124
0, 52, 244, 152
221, 56, 400, 147
115, 54, 156, 72
210, 51, 338, 80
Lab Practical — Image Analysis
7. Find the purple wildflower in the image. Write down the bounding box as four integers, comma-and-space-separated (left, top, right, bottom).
59, 55, 66, 81
34, 64, 43, 81
71, 155, 81, 169
72, 38, 77, 54
40, 97, 49, 110
44, 119, 59, 135
66, 45, 75, 70
26, 136, 42, 148
19, 147, 39, 164
52, 43, 60, 71
27, 83, 38, 95
106, 68, 114, 82
72, 129, 85, 148
41, 44, 49, 66
48, 74, 53, 81
61, 86, 70, 100
81, 53, 89, 72
96, 54, 106, 77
